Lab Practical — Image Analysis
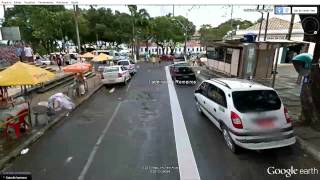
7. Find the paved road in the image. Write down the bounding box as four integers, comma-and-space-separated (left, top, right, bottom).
4, 62, 320, 180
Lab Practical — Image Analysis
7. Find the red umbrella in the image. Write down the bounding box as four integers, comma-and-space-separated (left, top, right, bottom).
63, 62, 91, 73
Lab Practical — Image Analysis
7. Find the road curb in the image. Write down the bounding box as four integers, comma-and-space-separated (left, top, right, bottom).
0, 83, 103, 170
296, 136, 320, 162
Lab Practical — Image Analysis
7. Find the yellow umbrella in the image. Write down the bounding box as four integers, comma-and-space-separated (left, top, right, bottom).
0, 61, 55, 86
80, 52, 95, 59
92, 53, 113, 62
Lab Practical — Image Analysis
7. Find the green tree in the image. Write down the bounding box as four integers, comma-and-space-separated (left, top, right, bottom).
151, 15, 195, 54
3, 5, 74, 54
199, 19, 254, 44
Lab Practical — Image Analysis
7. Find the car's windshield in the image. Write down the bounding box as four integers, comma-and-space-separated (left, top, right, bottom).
118, 61, 129, 65
174, 57, 185, 61
177, 67, 193, 74
232, 90, 281, 113
104, 67, 119, 72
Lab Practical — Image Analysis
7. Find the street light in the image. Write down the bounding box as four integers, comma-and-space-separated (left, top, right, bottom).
172, 18, 188, 55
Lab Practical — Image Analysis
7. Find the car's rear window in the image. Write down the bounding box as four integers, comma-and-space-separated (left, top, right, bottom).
104, 67, 119, 72
174, 58, 185, 62
118, 61, 129, 65
177, 67, 193, 74
232, 90, 281, 113
175, 63, 189, 67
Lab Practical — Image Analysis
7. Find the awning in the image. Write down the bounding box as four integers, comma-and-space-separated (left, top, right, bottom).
0, 61, 55, 86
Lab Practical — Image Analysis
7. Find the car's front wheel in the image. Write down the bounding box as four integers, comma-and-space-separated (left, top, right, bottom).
195, 100, 204, 115
222, 126, 239, 153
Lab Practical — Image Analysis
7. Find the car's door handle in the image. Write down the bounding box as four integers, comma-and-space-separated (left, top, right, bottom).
203, 101, 205, 104
213, 108, 216, 112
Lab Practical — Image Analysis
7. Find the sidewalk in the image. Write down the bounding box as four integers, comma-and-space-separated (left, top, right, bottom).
193, 64, 320, 162
0, 74, 102, 169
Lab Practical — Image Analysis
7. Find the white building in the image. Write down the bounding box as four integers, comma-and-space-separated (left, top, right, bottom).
138, 31, 205, 55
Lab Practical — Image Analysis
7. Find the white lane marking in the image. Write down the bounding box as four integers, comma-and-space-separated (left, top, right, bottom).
109, 87, 115, 93
78, 102, 122, 180
165, 66, 201, 180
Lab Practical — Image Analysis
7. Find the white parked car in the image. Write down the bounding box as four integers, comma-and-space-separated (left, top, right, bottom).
117, 60, 136, 75
35, 58, 51, 66
101, 65, 131, 85
194, 78, 295, 153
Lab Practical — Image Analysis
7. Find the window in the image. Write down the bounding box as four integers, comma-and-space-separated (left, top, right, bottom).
232, 90, 281, 113
121, 67, 125, 71
198, 82, 209, 96
104, 67, 119, 73
207, 84, 227, 107
207, 47, 225, 61
196, 48, 199, 52
118, 61, 129, 65
176, 66, 193, 74
141, 48, 144, 52
225, 48, 232, 64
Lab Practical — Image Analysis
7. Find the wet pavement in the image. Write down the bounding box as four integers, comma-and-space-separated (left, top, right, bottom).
3, 62, 320, 180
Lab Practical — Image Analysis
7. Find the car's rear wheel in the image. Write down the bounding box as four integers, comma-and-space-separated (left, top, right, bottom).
222, 126, 239, 153
123, 77, 128, 85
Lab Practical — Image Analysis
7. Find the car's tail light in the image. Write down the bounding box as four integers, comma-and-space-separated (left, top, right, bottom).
231, 111, 243, 129
118, 73, 122, 77
284, 107, 292, 123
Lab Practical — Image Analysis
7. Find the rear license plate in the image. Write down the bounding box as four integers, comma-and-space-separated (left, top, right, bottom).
256, 118, 275, 128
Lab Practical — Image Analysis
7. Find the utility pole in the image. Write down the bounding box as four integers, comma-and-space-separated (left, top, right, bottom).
257, 5, 265, 41
287, 14, 295, 40
230, 5, 234, 39
131, 12, 135, 60
73, 5, 81, 53
264, 12, 270, 41
173, 5, 175, 16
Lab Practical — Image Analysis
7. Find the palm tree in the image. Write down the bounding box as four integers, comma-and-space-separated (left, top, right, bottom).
128, 5, 150, 59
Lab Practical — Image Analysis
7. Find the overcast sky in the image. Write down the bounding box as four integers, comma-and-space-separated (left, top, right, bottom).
0, 5, 300, 29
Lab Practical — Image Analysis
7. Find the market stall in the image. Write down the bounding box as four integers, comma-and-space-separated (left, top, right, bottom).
63, 62, 92, 96
0, 61, 55, 139
80, 52, 95, 60
92, 53, 113, 72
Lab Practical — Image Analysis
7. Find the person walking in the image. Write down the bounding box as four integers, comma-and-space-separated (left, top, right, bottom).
158, 56, 161, 67
57, 54, 62, 71
15, 43, 23, 61
144, 51, 148, 62
151, 55, 156, 67
24, 44, 34, 62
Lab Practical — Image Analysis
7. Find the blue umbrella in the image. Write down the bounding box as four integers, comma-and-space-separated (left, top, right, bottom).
292, 53, 313, 69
